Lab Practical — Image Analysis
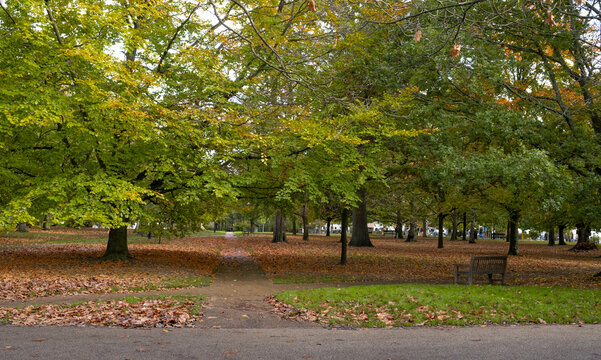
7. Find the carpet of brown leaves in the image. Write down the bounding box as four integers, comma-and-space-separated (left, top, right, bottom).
241, 235, 601, 288
0, 297, 202, 327
0, 231, 223, 300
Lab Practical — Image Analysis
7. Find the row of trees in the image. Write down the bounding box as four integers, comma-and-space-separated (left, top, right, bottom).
2, 1, 601, 265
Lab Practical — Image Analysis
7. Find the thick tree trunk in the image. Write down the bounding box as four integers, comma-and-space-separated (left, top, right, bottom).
395, 209, 403, 239
349, 189, 373, 247
272, 210, 287, 243
405, 216, 417, 242
576, 224, 590, 244
558, 224, 566, 245
506, 222, 510, 242
422, 217, 428, 237
507, 210, 520, 256
16, 222, 28, 232
292, 216, 297, 235
437, 212, 445, 249
462, 212, 467, 241
450, 209, 458, 241
102, 226, 131, 260
214, 219, 217, 232
571, 223, 596, 251
469, 211, 476, 244
548, 226, 555, 246
302, 205, 309, 241
326, 217, 332, 237
250, 217, 255, 233
340, 208, 349, 265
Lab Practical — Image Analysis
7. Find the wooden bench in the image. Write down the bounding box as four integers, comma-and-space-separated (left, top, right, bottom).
242, 228, 251, 236
454, 255, 508, 285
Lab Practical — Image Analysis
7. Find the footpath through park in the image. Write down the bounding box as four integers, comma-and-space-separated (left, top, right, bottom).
1, 232, 600, 359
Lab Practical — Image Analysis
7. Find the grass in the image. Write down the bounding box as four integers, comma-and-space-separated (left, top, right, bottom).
275, 284, 601, 327
272, 273, 366, 284
126, 276, 212, 292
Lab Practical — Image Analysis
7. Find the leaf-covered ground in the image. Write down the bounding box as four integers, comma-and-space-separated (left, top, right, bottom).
271, 284, 601, 327
0, 229, 222, 301
0, 295, 203, 327
241, 235, 601, 288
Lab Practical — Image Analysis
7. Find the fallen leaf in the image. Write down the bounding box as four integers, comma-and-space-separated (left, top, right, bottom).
223, 350, 239, 358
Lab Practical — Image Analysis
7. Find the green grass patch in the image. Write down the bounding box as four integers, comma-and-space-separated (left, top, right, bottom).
275, 284, 601, 327
125, 276, 211, 292
272, 273, 367, 284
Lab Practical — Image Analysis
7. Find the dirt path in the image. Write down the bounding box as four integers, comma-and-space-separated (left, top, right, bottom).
196, 232, 313, 328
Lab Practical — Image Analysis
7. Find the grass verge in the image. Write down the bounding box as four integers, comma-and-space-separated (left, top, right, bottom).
272, 273, 367, 284
126, 276, 212, 292
274, 284, 601, 327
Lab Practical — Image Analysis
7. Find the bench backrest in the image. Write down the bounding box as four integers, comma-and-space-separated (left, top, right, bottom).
470, 256, 507, 273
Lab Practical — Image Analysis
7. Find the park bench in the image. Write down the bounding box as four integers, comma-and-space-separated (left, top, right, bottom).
382, 229, 396, 236
454, 255, 508, 285
242, 228, 251, 236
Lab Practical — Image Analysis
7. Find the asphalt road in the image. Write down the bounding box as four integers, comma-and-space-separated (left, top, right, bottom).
1, 324, 600, 360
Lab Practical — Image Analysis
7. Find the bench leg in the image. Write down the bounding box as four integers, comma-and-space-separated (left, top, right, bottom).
488, 273, 493, 284
468, 273, 472, 285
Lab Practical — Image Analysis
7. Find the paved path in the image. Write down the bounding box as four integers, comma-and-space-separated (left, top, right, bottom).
1, 324, 600, 359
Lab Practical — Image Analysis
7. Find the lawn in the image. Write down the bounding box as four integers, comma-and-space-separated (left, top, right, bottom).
273, 284, 601, 327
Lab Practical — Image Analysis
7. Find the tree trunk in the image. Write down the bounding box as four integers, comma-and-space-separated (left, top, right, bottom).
326, 217, 332, 237
395, 209, 403, 239
42, 214, 52, 230
16, 222, 28, 232
340, 208, 349, 265
250, 217, 255, 233
469, 211, 476, 243
576, 223, 590, 244
548, 226, 555, 246
272, 210, 287, 243
506, 222, 510, 242
462, 212, 467, 241
422, 217, 428, 238
302, 205, 309, 241
102, 226, 131, 260
292, 216, 297, 235
450, 209, 458, 241
437, 212, 445, 249
405, 216, 417, 242
571, 223, 596, 251
349, 189, 373, 247
213, 219, 217, 232
558, 224, 566, 245
507, 210, 520, 256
